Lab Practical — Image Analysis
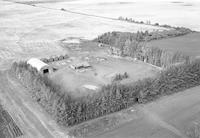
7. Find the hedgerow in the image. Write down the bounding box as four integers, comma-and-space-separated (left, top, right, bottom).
118, 16, 193, 33
94, 28, 192, 45
10, 59, 200, 127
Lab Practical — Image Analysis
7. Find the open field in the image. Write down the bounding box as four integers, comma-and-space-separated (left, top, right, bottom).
148, 32, 200, 57
91, 85, 200, 138
35, 0, 200, 31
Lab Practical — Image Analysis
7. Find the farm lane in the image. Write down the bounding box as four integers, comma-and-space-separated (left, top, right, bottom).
0, 71, 68, 138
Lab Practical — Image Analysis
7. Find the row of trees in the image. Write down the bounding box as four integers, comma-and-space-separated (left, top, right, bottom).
118, 16, 168, 27
94, 31, 191, 67
10, 59, 200, 127
118, 16, 194, 32
95, 28, 192, 44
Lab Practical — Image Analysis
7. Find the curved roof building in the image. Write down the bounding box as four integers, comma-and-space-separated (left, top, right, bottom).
27, 58, 52, 74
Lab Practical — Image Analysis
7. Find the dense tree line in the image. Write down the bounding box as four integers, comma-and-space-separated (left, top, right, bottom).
94, 31, 191, 67
10, 59, 200, 127
95, 28, 192, 44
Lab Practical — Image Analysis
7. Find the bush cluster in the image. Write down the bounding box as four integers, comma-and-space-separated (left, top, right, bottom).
10, 59, 200, 127
112, 72, 129, 82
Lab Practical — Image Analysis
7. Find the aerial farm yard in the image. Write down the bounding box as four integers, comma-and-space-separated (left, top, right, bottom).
0, 0, 164, 137
0, 0, 200, 138
50, 56, 159, 96
50, 41, 159, 96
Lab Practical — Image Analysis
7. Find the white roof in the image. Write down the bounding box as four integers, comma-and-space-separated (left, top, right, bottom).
83, 85, 98, 90
27, 58, 49, 71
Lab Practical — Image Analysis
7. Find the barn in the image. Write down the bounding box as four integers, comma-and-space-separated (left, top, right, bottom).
27, 58, 52, 74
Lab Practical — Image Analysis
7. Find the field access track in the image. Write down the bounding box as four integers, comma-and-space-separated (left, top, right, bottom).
0, 71, 68, 138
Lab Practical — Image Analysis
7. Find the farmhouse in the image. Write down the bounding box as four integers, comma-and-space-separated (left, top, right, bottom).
70, 61, 91, 70
27, 58, 52, 74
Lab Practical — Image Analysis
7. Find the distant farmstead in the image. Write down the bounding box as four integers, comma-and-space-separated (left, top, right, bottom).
27, 58, 52, 74
108, 46, 122, 56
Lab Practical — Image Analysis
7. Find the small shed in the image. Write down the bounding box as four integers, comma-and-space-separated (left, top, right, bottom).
70, 61, 91, 70
27, 58, 52, 74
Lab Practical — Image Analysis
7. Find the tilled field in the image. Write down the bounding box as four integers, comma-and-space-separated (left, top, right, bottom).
0, 105, 23, 138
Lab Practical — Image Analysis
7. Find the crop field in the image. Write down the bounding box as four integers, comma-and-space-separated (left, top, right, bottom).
0, 104, 23, 138
35, 0, 200, 31
147, 32, 200, 57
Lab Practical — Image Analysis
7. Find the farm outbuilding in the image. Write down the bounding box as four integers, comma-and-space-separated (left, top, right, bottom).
27, 58, 52, 74
70, 61, 91, 70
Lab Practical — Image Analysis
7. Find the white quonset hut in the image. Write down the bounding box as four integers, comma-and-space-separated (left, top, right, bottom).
27, 58, 52, 74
